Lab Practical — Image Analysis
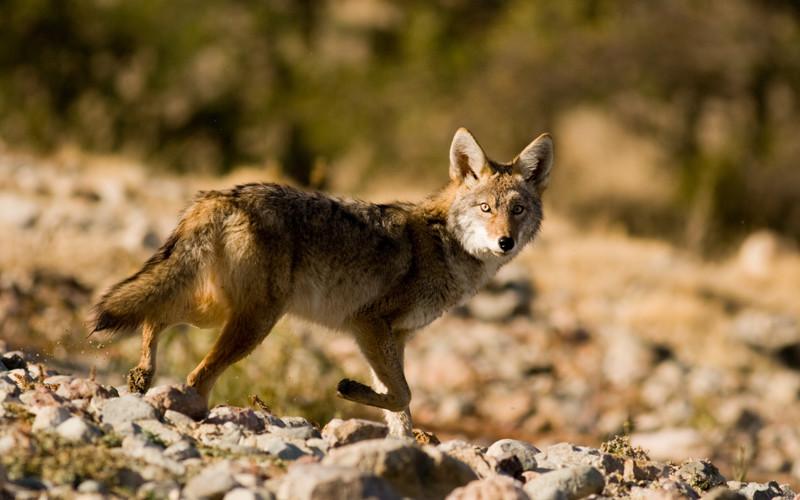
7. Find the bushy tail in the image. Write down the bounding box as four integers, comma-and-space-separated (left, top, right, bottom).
89, 197, 219, 335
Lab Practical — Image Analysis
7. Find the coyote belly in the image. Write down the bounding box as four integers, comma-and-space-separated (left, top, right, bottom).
90, 128, 554, 436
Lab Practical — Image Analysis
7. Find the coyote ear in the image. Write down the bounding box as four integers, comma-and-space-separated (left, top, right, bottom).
514, 133, 554, 192
449, 128, 488, 184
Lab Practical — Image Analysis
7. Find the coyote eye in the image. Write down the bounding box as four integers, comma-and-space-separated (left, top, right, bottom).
511, 205, 525, 215
479, 203, 491, 213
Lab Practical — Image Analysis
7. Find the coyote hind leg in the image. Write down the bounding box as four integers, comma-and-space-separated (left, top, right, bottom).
128, 321, 164, 394
186, 303, 284, 403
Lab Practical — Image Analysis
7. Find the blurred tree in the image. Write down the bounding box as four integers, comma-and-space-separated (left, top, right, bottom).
0, 0, 798, 244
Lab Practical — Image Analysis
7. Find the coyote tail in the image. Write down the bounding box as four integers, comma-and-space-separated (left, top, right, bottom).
89, 197, 219, 335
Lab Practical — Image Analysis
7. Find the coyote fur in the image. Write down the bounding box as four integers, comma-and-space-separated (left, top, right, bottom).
90, 128, 554, 436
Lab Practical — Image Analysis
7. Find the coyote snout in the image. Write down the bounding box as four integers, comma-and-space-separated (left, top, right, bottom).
90, 128, 554, 437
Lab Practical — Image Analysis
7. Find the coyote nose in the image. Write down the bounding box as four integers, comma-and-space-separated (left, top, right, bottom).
498, 236, 515, 252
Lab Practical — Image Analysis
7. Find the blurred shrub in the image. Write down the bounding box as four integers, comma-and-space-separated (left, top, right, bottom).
1, 0, 799, 244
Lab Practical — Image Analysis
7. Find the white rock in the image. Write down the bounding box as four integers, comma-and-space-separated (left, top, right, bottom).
523, 465, 604, 500
183, 460, 238, 499
31, 405, 72, 432
57, 416, 100, 443
101, 394, 158, 427
224, 487, 261, 500
256, 436, 308, 460
486, 439, 540, 472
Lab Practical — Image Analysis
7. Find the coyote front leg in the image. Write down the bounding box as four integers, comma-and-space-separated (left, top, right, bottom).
338, 320, 413, 437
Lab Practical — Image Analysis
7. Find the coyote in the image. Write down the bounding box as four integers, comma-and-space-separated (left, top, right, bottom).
90, 128, 553, 436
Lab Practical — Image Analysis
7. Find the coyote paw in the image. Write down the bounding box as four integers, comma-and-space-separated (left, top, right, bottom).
336, 378, 372, 400
127, 367, 154, 394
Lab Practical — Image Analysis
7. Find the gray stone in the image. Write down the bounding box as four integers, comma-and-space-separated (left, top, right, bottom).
126, 442, 186, 475
101, 395, 158, 427
144, 384, 207, 420
438, 441, 495, 478
676, 460, 726, 491
19, 386, 65, 408
306, 438, 329, 454
523, 465, 605, 500
224, 487, 265, 500
256, 436, 308, 460
487, 439, 540, 472
703, 486, 747, 500
726, 481, 793, 500
164, 408, 197, 430
164, 440, 201, 461
281, 416, 315, 428
31, 405, 72, 432
322, 418, 388, 447
207, 405, 266, 433
277, 463, 401, 500
55, 378, 118, 401
137, 418, 185, 445
268, 424, 321, 440
56, 416, 100, 443
323, 439, 477, 499
447, 476, 529, 500
534, 443, 623, 474
184, 460, 239, 499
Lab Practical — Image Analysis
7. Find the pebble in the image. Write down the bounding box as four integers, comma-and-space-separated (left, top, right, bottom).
144, 384, 207, 420
101, 394, 158, 427
137, 418, 185, 446
322, 418, 388, 447
676, 460, 726, 491
277, 464, 401, 500
256, 436, 308, 460
726, 481, 793, 500
268, 424, 321, 440
164, 440, 201, 461
31, 405, 72, 432
487, 439, 540, 472
224, 487, 265, 500
323, 439, 477, 499
206, 405, 266, 433
447, 475, 529, 500
183, 460, 239, 499
535, 443, 623, 474
56, 416, 100, 443
523, 465, 605, 500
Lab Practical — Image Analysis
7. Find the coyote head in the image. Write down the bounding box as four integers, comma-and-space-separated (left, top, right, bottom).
447, 128, 554, 261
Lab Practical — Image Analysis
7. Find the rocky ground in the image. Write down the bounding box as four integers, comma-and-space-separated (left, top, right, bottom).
1, 348, 798, 500
1, 149, 800, 493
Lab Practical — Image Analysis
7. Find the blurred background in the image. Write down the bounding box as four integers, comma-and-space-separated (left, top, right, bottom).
1, 0, 799, 487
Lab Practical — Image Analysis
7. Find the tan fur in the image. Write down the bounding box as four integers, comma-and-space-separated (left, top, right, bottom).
90, 129, 554, 436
